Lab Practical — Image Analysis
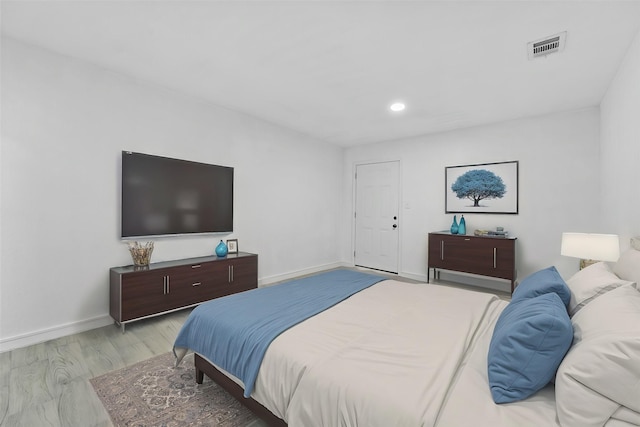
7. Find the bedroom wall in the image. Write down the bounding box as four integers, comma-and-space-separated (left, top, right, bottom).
342, 108, 602, 290
600, 28, 640, 249
0, 38, 344, 351
2, 28, 634, 351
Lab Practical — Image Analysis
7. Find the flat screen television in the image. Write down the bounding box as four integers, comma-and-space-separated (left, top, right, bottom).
121, 151, 233, 238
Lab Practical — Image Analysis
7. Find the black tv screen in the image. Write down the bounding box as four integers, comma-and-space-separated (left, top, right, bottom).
121, 151, 233, 238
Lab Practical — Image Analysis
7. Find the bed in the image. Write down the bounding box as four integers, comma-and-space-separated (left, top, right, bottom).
173, 241, 640, 427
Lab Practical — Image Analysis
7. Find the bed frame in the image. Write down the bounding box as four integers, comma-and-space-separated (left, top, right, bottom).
195, 353, 288, 427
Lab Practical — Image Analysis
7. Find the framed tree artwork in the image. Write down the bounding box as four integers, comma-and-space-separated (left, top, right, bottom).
445, 161, 519, 214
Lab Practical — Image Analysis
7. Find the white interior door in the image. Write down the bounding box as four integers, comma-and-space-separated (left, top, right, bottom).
354, 161, 400, 273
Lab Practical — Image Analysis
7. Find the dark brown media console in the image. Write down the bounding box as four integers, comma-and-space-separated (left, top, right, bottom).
428, 232, 517, 293
109, 252, 258, 332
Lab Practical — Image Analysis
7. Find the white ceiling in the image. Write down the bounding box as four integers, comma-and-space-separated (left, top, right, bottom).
3, 1, 640, 146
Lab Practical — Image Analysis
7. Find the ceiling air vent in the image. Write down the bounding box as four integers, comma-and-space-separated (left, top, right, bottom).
528, 32, 566, 60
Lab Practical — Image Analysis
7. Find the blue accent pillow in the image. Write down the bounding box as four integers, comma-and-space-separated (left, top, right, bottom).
488, 293, 573, 403
512, 266, 571, 307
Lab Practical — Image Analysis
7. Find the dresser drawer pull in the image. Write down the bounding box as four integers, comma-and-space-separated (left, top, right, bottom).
191, 264, 202, 269
192, 282, 201, 287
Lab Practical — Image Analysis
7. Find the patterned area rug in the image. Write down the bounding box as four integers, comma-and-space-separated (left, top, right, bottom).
90, 352, 260, 426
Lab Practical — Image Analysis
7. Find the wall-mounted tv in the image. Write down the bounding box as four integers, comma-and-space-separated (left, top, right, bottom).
121, 151, 233, 238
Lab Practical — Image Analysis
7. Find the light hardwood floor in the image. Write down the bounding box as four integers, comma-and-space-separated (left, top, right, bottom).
0, 308, 268, 427
0, 271, 509, 427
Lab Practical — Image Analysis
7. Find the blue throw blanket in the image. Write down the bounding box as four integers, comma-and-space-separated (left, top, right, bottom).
173, 269, 385, 397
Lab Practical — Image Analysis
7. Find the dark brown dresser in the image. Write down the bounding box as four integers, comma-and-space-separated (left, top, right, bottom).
428, 232, 516, 293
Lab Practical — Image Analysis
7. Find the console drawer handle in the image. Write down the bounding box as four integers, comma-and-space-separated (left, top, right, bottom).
163, 275, 170, 294
192, 282, 201, 287
191, 264, 202, 269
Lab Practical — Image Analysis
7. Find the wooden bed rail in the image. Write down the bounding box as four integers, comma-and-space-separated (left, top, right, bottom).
194, 353, 288, 427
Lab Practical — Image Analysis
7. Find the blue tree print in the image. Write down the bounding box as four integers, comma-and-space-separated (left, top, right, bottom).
451, 169, 506, 207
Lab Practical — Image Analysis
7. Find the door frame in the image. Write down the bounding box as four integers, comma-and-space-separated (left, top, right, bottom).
351, 159, 402, 273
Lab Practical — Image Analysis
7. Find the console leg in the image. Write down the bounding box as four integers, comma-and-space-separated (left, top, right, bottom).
114, 320, 126, 333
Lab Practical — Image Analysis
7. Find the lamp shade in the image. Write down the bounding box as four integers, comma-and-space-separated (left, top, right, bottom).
560, 233, 620, 262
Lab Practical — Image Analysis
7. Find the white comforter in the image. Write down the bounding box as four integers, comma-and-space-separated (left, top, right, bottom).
201, 279, 566, 426
435, 315, 561, 427
246, 279, 513, 426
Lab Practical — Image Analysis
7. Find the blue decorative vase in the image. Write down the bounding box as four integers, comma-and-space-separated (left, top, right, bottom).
450, 215, 459, 234
215, 240, 228, 257
459, 215, 466, 235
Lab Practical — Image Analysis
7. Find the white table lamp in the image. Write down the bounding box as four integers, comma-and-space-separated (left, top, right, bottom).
561, 232, 620, 269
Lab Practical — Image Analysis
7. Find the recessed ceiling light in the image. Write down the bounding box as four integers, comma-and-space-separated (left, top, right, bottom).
389, 102, 406, 112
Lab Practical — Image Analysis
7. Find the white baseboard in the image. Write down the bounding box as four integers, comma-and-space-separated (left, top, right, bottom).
0, 314, 114, 353
258, 262, 349, 287
398, 271, 428, 282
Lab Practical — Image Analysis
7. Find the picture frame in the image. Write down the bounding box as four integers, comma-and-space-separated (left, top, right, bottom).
226, 239, 238, 254
445, 160, 519, 214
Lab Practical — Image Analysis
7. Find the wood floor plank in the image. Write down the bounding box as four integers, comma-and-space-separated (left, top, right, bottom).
9, 341, 47, 369
0, 350, 10, 423
72, 326, 116, 349
0, 385, 7, 425
140, 319, 181, 354
81, 339, 125, 379
75, 326, 128, 378
108, 324, 157, 366
45, 342, 91, 397
58, 378, 111, 427
6, 360, 54, 421
2, 399, 62, 427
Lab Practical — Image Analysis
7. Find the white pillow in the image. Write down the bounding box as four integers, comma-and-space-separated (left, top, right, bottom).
613, 248, 640, 287
565, 262, 634, 316
555, 285, 640, 427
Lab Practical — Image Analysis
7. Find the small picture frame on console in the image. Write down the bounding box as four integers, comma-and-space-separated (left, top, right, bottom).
226, 239, 238, 254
